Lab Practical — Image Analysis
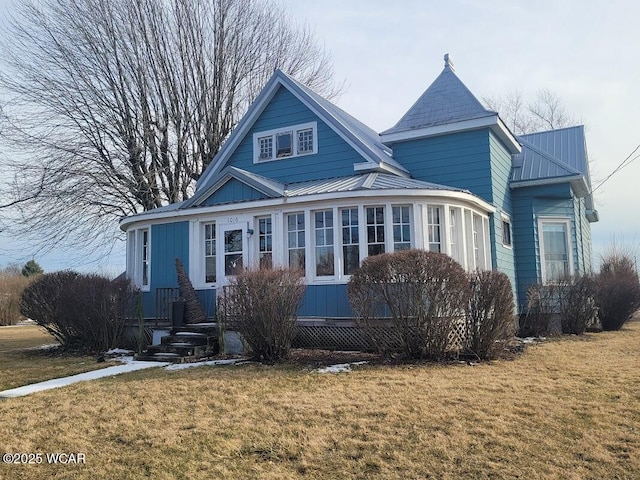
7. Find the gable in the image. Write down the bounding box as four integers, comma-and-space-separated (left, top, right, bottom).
199, 177, 269, 207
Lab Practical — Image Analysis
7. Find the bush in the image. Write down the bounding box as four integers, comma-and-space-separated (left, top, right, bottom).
466, 270, 516, 360
20, 271, 137, 352
348, 250, 470, 360
521, 283, 560, 336
219, 268, 306, 363
0, 270, 32, 325
596, 254, 640, 331
556, 275, 598, 335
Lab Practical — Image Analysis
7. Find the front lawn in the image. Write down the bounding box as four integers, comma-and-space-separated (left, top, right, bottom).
0, 318, 639, 479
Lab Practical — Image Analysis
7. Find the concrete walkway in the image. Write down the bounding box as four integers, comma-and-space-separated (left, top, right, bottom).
0, 360, 169, 398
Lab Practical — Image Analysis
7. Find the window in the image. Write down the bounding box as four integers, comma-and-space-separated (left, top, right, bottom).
127, 228, 150, 290
224, 229, 243, 276
502, 216, 512, 247
276, 131, 292, 158
427, 206, 441, 252
258, 136, 272, 160
366, 206, 385, 256
298, 128, 314, 154
314, 210, 334, 276
257, 216, 272, 269
449, 208, 461, 263
253, 122, 317, 162
472, 213, 488, 270
540, 219, 571, 282
341, 208, 359, 275
287, 213, 305, 271
204, 223, 216, 283
392, 206, 411, 251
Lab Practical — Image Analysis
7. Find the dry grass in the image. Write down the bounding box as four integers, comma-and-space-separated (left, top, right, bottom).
1, 318, 640, 479
0, 325, 115, 391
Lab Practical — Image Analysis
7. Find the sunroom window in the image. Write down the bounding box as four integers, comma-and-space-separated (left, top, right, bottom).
253, 122, 317, 162
257, 216, 272, 269
127, 228, 150, 290
427, 206, 442, 252
287, 212, 305, 271
204, 222, 216, 283
392, 206, 411, 251
366, 206, 385, 256
341, 207, 359, 275
314, 210, 334, 276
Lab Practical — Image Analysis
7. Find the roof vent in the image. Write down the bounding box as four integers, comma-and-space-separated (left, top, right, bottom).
444, 53, 455, 71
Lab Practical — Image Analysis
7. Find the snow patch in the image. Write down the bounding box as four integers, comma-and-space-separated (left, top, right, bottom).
105, 348, 134, 355
517, 337, 546, 344
313, 361, 368, 374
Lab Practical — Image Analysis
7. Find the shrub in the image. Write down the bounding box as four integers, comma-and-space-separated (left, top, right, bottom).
20, 271, 137, 352
219, 268, 306, 363
596, 253, 640, 331
521, 283, 559, 337
556, 275, 598, 335
466, 270, 516, 360
348, 250, 470, 360
0, 270, 32, 325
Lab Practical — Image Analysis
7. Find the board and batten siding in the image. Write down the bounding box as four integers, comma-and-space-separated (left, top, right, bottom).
511, 183, 575, 311
224, 86, 364, 183
201, 178, 268, 207
298, 284, 353, 318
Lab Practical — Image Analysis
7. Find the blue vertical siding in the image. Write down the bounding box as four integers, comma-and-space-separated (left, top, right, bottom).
201, 178, 268, 206
226, 86, 365, 182
298, 284, 354, 318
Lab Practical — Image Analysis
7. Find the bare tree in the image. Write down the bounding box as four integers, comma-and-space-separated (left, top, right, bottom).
484, 88, 578, 135
0, 0, 340, 255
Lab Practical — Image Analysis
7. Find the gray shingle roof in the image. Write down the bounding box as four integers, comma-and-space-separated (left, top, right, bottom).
382, 56, 495, 135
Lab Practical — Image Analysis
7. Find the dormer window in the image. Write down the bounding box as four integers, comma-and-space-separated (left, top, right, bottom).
253, 122, 317, 163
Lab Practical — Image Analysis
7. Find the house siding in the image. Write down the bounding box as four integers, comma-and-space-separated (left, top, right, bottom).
225, 86, 364, 183
200, 178, 268, 206
298, 284, 353, 318
512, 183, 575, 311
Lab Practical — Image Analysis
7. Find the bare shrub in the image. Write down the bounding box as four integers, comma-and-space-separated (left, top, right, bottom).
467, 270, 516, 360
219, 268, 306, 363
0, 270, 32, 325
596, 253, 640, 331
348, 250, 470, 360
557, 275, 598, 334
521, 284, 560, 337
20, 271, 137, 352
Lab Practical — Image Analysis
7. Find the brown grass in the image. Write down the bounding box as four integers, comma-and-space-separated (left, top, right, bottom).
0, 325, 115, 391
1, 318, 640, 479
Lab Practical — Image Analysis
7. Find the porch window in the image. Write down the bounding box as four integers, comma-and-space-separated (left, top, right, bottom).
427, 206, 442, 252
141, 229, 150, 287
449, 208, 462, 263
287, 213, 305, 271
392, 206, 411, 251
257, 216, 272, 269
540, 220, 571, 282
127, 228, 150, 290
341, 207, 359, 275
204, 222, 216, 283
366, 206, 385, 256
314, 210, 334, 276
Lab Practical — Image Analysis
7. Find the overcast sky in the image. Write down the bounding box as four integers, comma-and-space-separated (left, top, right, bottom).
1, 0, 639, 273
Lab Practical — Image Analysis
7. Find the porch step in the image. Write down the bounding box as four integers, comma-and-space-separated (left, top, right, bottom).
135, 325, 220, 363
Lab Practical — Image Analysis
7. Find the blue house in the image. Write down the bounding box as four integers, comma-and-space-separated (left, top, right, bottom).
120, 54, 598, 328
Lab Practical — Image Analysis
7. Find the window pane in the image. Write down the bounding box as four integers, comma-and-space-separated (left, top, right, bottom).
427, 206, 441, 253
276, 132, 292, 157
341, 208, 359, 275
287, 213, 305, 272
366, 207, 385, 256
297, 128, 314, 154
315, 210, 335, 276
542, 223, 569, 281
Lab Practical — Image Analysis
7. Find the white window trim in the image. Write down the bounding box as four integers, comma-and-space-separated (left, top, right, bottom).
501, 212, 512, 249
253, 122, 317, 163
538, 217, 574, 283
127, 227, 151, 291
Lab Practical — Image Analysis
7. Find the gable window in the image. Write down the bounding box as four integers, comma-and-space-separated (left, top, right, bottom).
392, 206, 411, 251
540, 219, 572, 282
502, 216, 512, 247
276, 131, 292, 158
314, 210, 334, 276
127, 228, 150, 290
287, 213, 305, 271
204, 223, 216, 283
427, 206, 442, 252
257, 216, 272, 269
253, 122, 317, 163
341, 207, 359, 275
366, 206, 385, 256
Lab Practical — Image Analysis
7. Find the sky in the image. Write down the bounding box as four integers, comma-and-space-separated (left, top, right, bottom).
1, 0, 639, 274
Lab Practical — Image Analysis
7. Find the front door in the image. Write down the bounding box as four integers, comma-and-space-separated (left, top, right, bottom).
221, 223, 247, 284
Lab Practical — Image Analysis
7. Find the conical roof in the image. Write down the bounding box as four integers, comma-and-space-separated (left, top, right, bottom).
382, 54, 495, 135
